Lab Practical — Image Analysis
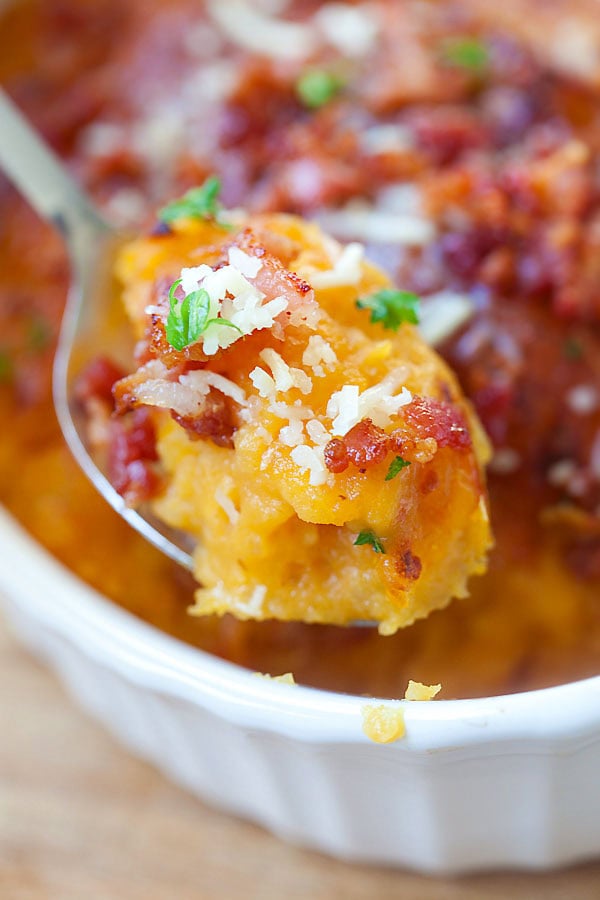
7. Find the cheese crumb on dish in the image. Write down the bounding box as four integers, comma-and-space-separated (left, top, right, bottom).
255, 672, 297, 685
404, 680, 442, 701
361, 704, 406, 743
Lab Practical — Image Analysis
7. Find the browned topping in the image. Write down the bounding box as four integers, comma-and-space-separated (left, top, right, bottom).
343, 419, 391, 468
171, 388, 236, 449
107, 408, 161, 506
74, 356, 125, 408
324, 418, 392, 473
400, 398, 472, 449
323, 438, 350, 473
397, 549, 422, 581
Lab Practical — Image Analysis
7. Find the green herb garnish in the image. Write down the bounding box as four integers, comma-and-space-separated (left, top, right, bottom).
442, 37, 489, 72
354, 530, 386, 554
165, 279, 241, 351
356, 289, 420, 330
27, 315, 51, 352
563, 337, 583, 361
159, 176, 225, 225
0, 349, 13, 384
385, 456, 411, 481
296, 69, 343, 109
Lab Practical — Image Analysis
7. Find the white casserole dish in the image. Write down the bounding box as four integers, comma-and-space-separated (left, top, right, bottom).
1, 504, 599, 875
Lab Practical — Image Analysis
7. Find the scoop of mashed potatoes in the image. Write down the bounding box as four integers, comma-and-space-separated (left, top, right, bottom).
112, 208, 491, 634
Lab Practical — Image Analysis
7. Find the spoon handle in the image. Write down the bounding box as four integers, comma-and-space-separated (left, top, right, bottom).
0, 89, 107, 240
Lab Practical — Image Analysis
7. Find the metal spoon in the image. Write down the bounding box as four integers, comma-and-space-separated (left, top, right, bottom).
0, 90, 194, 570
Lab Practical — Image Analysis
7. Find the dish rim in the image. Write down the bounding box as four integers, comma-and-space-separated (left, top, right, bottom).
1, 505, 599, 753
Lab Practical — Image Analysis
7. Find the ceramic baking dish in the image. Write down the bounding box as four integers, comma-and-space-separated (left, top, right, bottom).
1, 505, 599, 874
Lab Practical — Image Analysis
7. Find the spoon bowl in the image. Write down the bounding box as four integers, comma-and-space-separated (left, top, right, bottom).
0, 90, 194, 569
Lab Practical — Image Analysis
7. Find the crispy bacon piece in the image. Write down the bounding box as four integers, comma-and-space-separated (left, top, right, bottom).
399, 398, 472, 449
171, 388, 236, 448
107, 408, 161, 505
74, 356, 125, 408
324, 419, 391, 474
324, 402, 470, 476
324, 438, 350, 473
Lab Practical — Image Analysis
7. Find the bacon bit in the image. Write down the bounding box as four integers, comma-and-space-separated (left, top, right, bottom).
397, 549, 422, 581
324, 419, 392, 473
400, 397, 472, 449
411, 107, 487, 166
564, 537, 600, 581
74, 356, 126, 408
107, 408, 161, 506
343, 418, 390, 468
171, 388, 236, 448
324, 438, 349, 473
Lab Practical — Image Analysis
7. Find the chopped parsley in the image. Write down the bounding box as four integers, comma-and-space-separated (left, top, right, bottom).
563, 337, 584, 361
354, 530, 386, 554
356, 288, 420, 330
158, 176, 227, 226
385, 456, 411, 481
165, 279, 241, 351
442, 37, 489, 73
0, 349, 13, 384
296, 69, 343, 109
27, 315, 51, 353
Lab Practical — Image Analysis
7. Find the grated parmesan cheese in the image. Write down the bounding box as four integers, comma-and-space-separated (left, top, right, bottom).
305, 419, 330, 446
327, 379, 412, 435
249, 366, 277, 398
258, 349, 313, 396
228, 246, 263, 279
260, 349, 294, 392
290, 444, 329, 486
208, 0, 316, 61
314, 2, 379, 58
315, 205, 434, 247
175, 258, 289, 356
302, 335, 337, 376
180, 370, 247, 406
418, 291, 475, 347
289, 367, 313, 395
279, 419, 305, 447
309, 242, 365, 289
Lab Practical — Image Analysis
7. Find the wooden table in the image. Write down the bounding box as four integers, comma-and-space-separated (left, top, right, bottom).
1, 608, 599, 900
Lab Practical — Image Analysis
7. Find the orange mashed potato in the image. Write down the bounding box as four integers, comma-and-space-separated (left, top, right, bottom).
113, 213, 491, 634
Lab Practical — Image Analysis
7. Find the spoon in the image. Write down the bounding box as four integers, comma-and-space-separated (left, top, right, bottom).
0, 90, 194, 570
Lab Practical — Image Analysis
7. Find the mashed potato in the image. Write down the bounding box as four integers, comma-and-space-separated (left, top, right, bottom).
112, 208, 491, 634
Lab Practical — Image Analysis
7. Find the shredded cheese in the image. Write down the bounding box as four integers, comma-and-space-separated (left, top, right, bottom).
302, 335, 337, 376
176, 258, 289, 356
249, 366, 277, 398
290, 444, 329, 486
327, 379, 412, 435
309, 242, 365, 289
404, 681, 441, 701
208, 0, 317, 61
314, 2, 379, 57
361, 704, 406, 744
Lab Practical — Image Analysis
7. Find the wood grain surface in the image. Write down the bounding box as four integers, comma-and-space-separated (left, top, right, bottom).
1, 606, 599, 900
